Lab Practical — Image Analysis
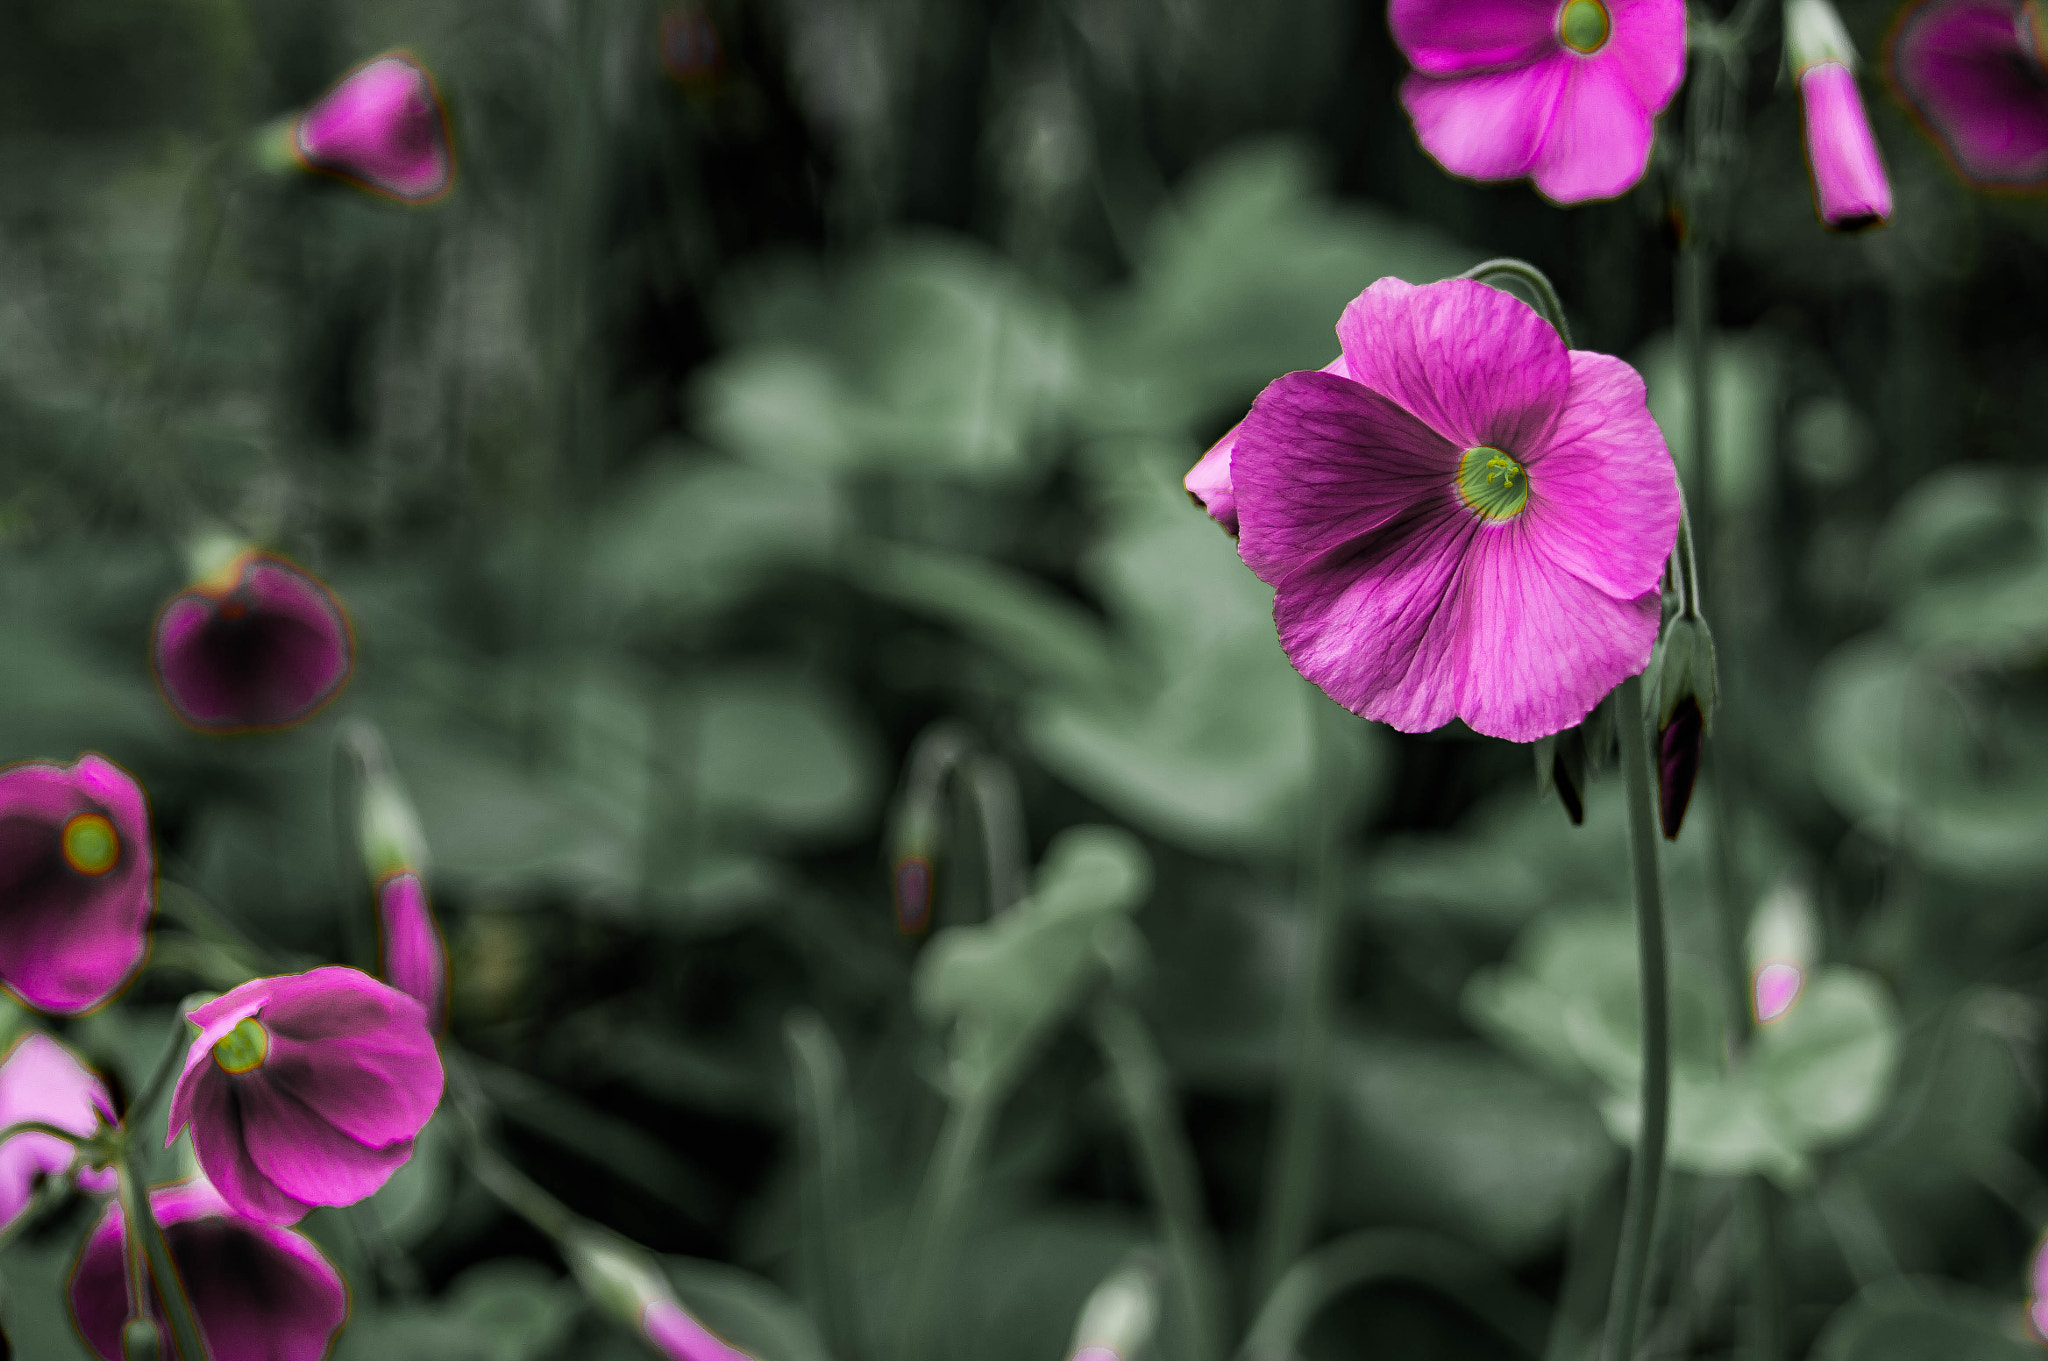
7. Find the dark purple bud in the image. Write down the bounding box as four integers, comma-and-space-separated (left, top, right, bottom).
894, 855, 933, 935
152, 553, 353, 734
1658, 696, 1704, 840
1534, 728, 1586, 826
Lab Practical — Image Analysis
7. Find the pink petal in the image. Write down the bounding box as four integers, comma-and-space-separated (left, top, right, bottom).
1518, 351, 1681, 601
1753, 960, 1804, 1022
1892, 0, 2048, 187
168, 992, 269, 1145
378, 872, 448, 1030
187, 1080, 320, 1226
644, 1298, 753, 1361
296, 54, 452, 202
1389, 0, 1560, 75
0, 1034, 117, 1226
1400, 60, 1565, 189
1600, 0, 1687, 109
259, 966, 423, 1044
237, 1077, 415, 1207
1233, 370, 1460, 588
1335, 277, 1571, 453
1186, 356, 1350, 537
1528, 58, 1660, 203
262, 1028, 443, 1149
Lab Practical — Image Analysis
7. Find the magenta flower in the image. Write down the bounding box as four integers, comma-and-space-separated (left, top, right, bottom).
0, 754, 153, 1015
0, 1034, 117, 1226
1390, 0, 1686, 203
1891, 0, 2048, 188
295, 52, 452, 203
377, 871, 447, 1032
168, 967, 444, 1225
152, 552, 353, 734
1229, 277, 1680, 742
644, 1298, 753, 1360
1799, 63, 1892, 228
69, 1177, 347, 1361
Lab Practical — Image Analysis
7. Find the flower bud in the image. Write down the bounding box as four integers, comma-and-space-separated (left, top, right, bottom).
1534, 727, 1587, 826
886, 723, 972, 934
294, 53, 453, 203
1645, 616, 1718, 840
120, 1318, 161, 1361
1786, 0, 1891, 230
1747, 876, 1818, 1023
564, 1229, 752, 1360
1068, 1256, 1159, 1361
152, 546, 352, 734
349, 723, 430, 886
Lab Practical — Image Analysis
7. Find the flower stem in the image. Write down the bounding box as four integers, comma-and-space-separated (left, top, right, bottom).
1240, 1228, 1550, 1361
785, 1011, 865, 1361
1460, 258, 1574, 348
894, 1086, 996, 1361
1092, 997, 1226, 1361
1252, 689, 1348, 1297
1599, 674, 1670, 1361
117, 1152, 210, 1361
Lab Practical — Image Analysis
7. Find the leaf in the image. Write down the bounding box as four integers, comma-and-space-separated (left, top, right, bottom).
1809, 1280, 2041, 1361
665, 1257, 836, 1361
1871, 467, 2048, 663
686, 668, 884, 844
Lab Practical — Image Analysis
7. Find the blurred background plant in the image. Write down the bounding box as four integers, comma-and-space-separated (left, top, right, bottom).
0, 0, 2045, 1357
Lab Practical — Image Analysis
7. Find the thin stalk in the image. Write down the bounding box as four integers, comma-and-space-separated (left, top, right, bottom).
1240, 1228, 1550, 1361
1252, 690, 1349, 1297
1092, 997, 1226, 1361
894, 1086, 997, 1361
1736, 1179, 1782, 1361
786, 1012, 865, 1361
118, 1154, 210, 1361
1599, 675, 1670, 1361
129, 1021, 198, 1136
1460, 258, 1575, 347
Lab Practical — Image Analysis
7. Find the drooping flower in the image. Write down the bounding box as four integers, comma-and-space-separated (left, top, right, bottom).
168, 967, 443, 1225
0, 755, 153, 1014
0, 1034, 117, 1227
1891, 0, 2048, 188
295, 52, 453, 202
68, 1177, 348, 1361
1227, 277, 1681, 742
1390, 0, 1686, 203
152, 551, 353, 734
1786, 0, 1892, 229
377, 872, 447, 1032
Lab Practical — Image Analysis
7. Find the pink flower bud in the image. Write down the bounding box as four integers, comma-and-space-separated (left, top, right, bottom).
1752, 960, 1804, 1022
377, 872, 448, 1033
0, 755, 153, 1014
1799, 63, 1892, 230
152, 552, 352, 734
0, 1034, 117, 1228
295, 53, 452, 203
643, 1298, 753, 1360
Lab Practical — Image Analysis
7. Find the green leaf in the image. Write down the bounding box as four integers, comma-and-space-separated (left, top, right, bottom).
1640, 330, 1779, 513
686, 668, 884, 844
1810, 1280, 2042, 1361
1872, 467, 2048, 662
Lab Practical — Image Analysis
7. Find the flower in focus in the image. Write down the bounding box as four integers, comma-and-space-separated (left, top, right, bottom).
168, 967, 443, 1225
0, 754, 153, 1014
152, 551, 353, 734
1891, 0, 2048, 188
1390, 0, 1686, 203
295, 52, 452, 202
68, 1177, 347, 1361
1186, 356, 1351, 536
1229, 277, 1681, 742
0, 1034, 117, 1227
377, 872, 448, 1031
1787, 0, 1892, 229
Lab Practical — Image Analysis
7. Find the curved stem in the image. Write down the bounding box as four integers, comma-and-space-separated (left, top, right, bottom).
1093, 997, 1226, 1361
118, 1154, 210, 1361
1239, 1228, 1550, 1361
786, 1012, 865, 1361
1600, 675, 1671, 1361
1459, 258, 1574, 348
0, 1119, 88, 1147
894, 1086, 996, 1361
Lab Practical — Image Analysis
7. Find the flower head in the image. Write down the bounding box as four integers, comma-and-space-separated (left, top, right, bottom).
1390, 0, 1686, 203
0, 1034, 117, 1227
0, 755, 153, 1014
377, 872, 447, 1032
295, 53, 452, 202
68, 1177, 347, 1361
1891, 0, 2048, 188
1229, 277, 1680, 742
168, 967, 444, 1225
152, 552, 353, 734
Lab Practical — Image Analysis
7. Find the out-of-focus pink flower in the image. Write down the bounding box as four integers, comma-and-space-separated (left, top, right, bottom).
0, 1034, 116, 1227
644, 1298, 753, 1361
152, 552, 353, 734
1228, 277, 1680, 742
1390, 0, 1686, 203
1786, 0, 1891, 229
0, 755, 153, 1015
168, 967, 443, 1225
1753, 960, 1804, 1022
2030, 1233, 2048, 1339
295, 52, 453, 202
68, 1177, 347, 1361
1891, 0, 2048, 188
377, 872, 447, 1032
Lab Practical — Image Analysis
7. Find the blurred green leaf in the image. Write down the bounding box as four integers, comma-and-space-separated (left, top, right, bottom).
1872, 467, 2048, 662
1810, 1280, 2041, 1361
686, 667, 884, 844
1640, 330, 1778, 513
665, 1257, 835, 1361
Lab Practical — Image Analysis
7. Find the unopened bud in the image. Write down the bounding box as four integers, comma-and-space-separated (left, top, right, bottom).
1646, 617, 1717, 839
1534, 727, 1587, 826
564, 1229, 752, 1361
1069, 1256, 1160, 1361
378, 871, 448, 1032
121, 1318, 162, 1361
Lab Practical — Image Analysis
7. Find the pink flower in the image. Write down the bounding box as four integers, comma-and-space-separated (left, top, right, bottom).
68, 1177, 348, 1361
1787, 0, 1891, 229
377, 872, 447, 1032
168, 967, 444, 1225
1390, 0, 1686, 203
1752, 960, 1804, 1022
0, 1034, 117, 1227
1890, 0, 2048, 188
152, 552, 353, 734
1229, 277, 1680, 742
1186, 356, 1352, 536
644, 1298, 753, 1360
0, 754, 153, 1014
295, 53, 453, 203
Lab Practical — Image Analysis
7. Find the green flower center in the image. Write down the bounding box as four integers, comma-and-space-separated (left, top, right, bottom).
1559, 0, 1612, 53
212, 1017, 270, 1074
1457, 446, 1530, 522
61, 813, 120, 877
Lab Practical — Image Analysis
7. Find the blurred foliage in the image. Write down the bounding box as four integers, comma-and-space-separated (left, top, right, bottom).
0, 0, 2045, 1358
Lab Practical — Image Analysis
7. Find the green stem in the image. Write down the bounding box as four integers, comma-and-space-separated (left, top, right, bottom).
0, 1120, 87, 1147
118, 1154, 210, 1361
129, 1019, 199, 1137
1736, 1179, 1782, 1361
1460, 258, 1575, 348
1239, 1228, 1549, 1361
1252, 690, 1348, 1297
1092, 998, 1226, 1361
1599, 676, 1671, 1361
785, 1012, 865, 1361
894, 1086, 997, 1361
